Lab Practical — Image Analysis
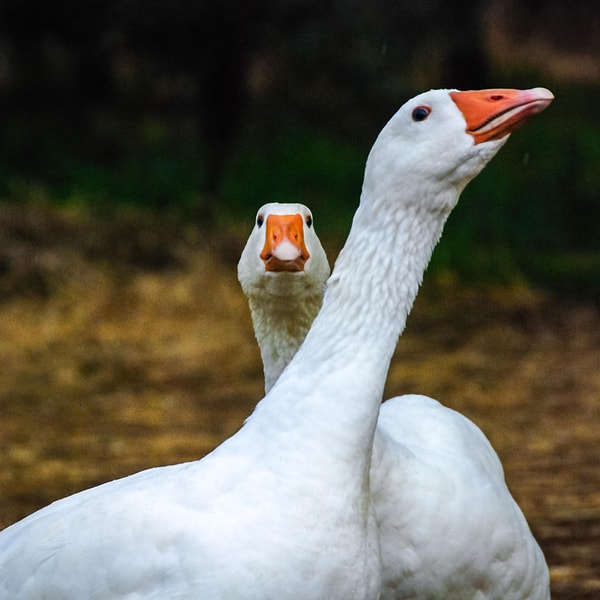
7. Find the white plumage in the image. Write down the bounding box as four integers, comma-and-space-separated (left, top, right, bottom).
373, 394, 549, 599
1, 87, 552, 599
238, 87, 553, 600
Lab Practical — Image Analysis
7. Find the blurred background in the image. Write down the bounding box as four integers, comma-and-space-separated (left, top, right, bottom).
0, 1, 599, 598
0, 0, 598, 287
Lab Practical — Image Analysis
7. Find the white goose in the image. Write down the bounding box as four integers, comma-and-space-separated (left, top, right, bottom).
0, 87, 551, 599
238, 202, 331, 392
239, 92, 552, 598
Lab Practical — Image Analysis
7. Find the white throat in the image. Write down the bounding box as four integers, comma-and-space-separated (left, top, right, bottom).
246, 272, 325, 393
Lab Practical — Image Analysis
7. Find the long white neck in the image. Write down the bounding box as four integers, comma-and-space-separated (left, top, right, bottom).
245, 178, 456, 478
247, 277, 324, 393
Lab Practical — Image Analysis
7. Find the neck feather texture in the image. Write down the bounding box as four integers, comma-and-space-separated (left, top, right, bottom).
245, 184, 456, 476
247, 281, 324, 393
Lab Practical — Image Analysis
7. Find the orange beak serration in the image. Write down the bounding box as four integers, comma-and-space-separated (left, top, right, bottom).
450, 87, 554, 144
260, 213, 310, 272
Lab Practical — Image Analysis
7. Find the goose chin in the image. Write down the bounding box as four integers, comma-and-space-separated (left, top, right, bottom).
263, 256, 307, 273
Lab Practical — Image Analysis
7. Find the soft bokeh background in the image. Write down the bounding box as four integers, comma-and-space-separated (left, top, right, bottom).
0, 0, 598, 286
0, 1, 598, 598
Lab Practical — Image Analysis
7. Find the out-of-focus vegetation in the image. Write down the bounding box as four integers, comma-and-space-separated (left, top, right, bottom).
0, 0, 598, 293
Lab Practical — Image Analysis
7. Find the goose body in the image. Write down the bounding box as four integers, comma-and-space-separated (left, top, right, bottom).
239, 87, 552, 600
373, 395, 549, 599
1, 87, 551, 599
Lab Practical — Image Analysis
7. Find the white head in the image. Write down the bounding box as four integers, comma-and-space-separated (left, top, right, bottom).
361, 87, 554, 216
238, 202, 330, 300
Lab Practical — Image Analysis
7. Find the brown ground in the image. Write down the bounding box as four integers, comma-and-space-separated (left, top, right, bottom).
0, 204, 598, 598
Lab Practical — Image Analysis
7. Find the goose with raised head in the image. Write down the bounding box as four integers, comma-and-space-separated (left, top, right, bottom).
239, 89, 552, 600
0, 87, 551, 599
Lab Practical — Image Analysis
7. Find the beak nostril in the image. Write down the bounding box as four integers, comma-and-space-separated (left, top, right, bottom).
260, 213, 310, 270
490, 95, 504, 101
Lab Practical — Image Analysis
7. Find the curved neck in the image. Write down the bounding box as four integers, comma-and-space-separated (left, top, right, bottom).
244, 181, 457, 482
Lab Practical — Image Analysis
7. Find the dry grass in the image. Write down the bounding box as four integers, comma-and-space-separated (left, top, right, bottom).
0, 203, 598, 598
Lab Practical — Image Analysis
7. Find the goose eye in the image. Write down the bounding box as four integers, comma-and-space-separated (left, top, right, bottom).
411, 106, 431, 122
305, 214, 313, 228
256, 214, 264, 228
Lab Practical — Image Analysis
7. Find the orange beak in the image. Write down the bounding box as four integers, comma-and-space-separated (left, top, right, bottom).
449, 87, 554, 144
260, 213, 310, 272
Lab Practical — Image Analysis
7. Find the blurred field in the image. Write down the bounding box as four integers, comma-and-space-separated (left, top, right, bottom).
0, 203, 599, 599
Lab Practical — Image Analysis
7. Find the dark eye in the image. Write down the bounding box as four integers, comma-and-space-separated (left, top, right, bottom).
412, 106, 431, 122
305, 214, 313, 228
256, 214, 264, 228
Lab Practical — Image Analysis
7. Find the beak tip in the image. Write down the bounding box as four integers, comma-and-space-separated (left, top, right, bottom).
531, 87, 554, 101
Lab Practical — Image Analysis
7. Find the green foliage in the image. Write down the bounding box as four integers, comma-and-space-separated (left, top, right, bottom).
0, 115, 204, 213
